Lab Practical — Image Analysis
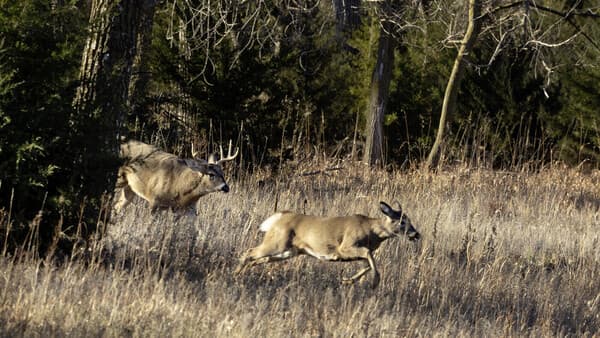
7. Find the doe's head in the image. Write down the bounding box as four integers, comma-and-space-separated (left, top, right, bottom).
379, 201, 420, 241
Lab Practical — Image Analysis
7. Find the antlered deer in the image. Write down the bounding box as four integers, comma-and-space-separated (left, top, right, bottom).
114, 140, 238, 214
235, 202, 420, 288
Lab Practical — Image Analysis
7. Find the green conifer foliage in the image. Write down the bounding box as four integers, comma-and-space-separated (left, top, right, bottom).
0, 0, 85, 249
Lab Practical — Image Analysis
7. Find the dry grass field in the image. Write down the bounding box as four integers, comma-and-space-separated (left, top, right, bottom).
1, 164, 599, 337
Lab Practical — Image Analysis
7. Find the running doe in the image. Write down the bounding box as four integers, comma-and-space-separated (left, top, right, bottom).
235, 202, 420, 288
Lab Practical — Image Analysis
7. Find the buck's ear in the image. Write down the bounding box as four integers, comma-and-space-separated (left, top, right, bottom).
196, 164, 211, 175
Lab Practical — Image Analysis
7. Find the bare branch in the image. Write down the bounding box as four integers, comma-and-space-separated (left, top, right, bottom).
526, 33, 580, 49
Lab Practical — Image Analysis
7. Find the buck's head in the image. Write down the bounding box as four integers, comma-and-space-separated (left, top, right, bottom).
190, 140, 239, 193
379, 201, 420, 241
182, 161, 229, 192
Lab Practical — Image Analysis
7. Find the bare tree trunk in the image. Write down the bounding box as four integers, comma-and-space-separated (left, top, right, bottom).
363, 13, 395, 166
73, 0, 113, 116
425, 0, 481, 169
71, 0, 158, 214
128, 0, 158, 134
74, 0, 158, 143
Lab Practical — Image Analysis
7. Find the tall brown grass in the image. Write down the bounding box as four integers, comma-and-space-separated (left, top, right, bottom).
1, 163, 599, 337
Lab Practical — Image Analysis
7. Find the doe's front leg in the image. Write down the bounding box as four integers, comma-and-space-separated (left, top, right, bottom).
339, 246, 380, 288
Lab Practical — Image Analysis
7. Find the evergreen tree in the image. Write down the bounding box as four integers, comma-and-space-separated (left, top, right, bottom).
0, 0, 85, 251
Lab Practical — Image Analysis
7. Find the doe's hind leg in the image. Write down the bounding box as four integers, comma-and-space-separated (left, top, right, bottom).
235, 228, 296, 274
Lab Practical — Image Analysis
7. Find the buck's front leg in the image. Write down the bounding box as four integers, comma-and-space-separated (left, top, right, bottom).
114, 185, 135, 213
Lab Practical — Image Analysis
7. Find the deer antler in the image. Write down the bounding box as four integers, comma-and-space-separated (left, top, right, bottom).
216, 140, 239, 165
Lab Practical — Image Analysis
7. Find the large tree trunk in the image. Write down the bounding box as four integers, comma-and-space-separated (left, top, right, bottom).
74, 0, 157, 141
128, 0, 158, 133
73, 0, 113, 116
71, 0, 157, 223
425, 0, 481, 169
363, 12, 395, 166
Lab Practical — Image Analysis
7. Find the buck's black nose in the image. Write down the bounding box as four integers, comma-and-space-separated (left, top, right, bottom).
221, 184, 230, 193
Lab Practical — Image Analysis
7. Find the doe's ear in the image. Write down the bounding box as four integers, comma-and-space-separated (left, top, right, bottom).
380, 201, 402, 219
380, 201, 394, 216
394, 200, 403, 213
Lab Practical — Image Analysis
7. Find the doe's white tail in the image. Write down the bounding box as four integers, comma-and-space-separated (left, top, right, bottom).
259, 213, 283, 232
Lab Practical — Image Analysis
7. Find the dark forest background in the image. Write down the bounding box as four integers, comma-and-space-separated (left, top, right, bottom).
0, 0, 598, 253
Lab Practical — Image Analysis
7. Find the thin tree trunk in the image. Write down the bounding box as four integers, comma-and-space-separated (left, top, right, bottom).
332, 0, 361, 31
425, 0, 481, 169
363, 13, 395, 166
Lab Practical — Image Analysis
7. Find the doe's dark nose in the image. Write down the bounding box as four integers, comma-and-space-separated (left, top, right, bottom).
221, 184, 230, 193
409, 232, 421, 241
